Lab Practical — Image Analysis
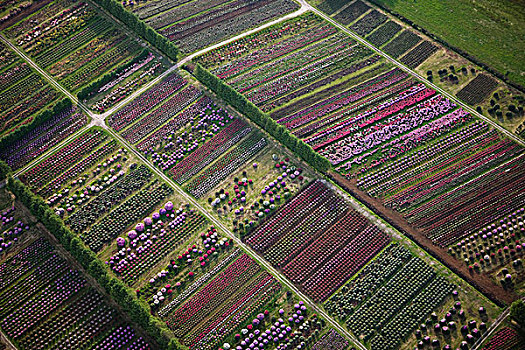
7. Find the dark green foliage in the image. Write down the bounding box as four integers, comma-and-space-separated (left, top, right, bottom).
193, 64, 331, 173
0, 160, 11, 180
91, 0, 179, 61
510, 299, 525, 327
0, 98, 72, 152
78, 49, 150, 100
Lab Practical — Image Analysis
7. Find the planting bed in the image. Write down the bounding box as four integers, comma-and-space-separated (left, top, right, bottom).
0, 106, 88, 170
333, 0, 371, 25
400, 40, 439, 69
125, 0, 300, 54
245, 180, 390, 302
0, 235, 153, 350
456, 74, 499, 105
365, 20, 402, 47
3, 0, 166, 101
202, 149, 315, 233
0, 60, 61, 137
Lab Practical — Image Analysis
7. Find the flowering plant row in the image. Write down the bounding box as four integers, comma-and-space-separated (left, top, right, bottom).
1, 107, 87, 170
166, 253, 261, 335
121, 85, 202, 144
35, 17, 108, 68
246, 45, 371, 108
294, 76, 414, 139
357, 121, 489, 192
164, 0, 299, 54
38, 140, 118, 198
326, 243, 412, 319
108, 73, 185, 131
405, 155, 525, 246
302, 224, 390, 302
20, 129, 108, 190
170, 118, 250, 183
0, 206, 30, 255
195, 12, 324, 68
279, 68, 410, 131
136, 96, 214, 152
1, 86, 59, 137
347, 256, 440, 340
158, 248, 242, 317
116, 210, 208, 285
323, 95, 457, 167
282, 209, 369, 284
449, 208, 524, 273
144, 100, 238, 175
66, 165, 152, 233
0, 74, 47, 112
60, 39, 142, 92
187, 274, 280, 349
229, 33, 355, 93
84, 181, 173, 251
186, 132, 267, 198
214, 23, 337, 80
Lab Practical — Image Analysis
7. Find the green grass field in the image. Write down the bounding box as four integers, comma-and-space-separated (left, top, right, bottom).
370, 0, 525, 87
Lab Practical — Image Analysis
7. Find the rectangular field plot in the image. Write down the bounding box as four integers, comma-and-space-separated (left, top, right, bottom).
245, 180, 391, 302
123, 0, 300, 54
0, 103, 88, 171
2, 0, 167, 108
0, 236, 154, 349
0, 54, 62, 138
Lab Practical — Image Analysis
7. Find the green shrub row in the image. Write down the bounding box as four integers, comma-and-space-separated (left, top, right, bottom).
91, 0, 179, 62
193, 63, 332, 173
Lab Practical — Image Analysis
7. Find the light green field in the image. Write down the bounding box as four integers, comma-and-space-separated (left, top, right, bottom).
369, 0, 525, 87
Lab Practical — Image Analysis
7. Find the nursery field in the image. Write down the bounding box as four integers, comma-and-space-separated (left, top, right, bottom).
1, 0, 167, 111
124, 0, 300, 54
195, 10, 525, 254
0, 186, 154, 349
0, 43, 63, 137
1, 0, 522, 349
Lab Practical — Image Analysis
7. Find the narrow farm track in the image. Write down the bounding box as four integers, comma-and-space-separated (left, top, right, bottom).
296, 0, 525, 147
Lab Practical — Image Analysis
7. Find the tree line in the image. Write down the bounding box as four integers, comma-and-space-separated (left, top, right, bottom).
193, 63, 332, 174
91, 0, 179, 62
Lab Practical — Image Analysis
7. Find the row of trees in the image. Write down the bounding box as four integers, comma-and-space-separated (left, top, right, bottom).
1, 164, 184, 349
78, 49, 150, 101
193, 64, 332, 173
0, 98, 72, 152
91, 0, 179, 61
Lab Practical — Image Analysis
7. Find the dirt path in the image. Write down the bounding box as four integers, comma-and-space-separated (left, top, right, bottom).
329, 171, 518, 307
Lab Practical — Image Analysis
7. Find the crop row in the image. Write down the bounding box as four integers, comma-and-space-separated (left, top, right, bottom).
84, 180, 174, 251
20, 129, 108, 190
366, 20, 402, 47
121, 85, 202, 144
196, 12, 324, 68
170, 118, 250, 183
108, 73, 186, 131
1, 107, 87, 170
67, 165, 152, 233
38, 141, 118, 198
186, 132, 267, 198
